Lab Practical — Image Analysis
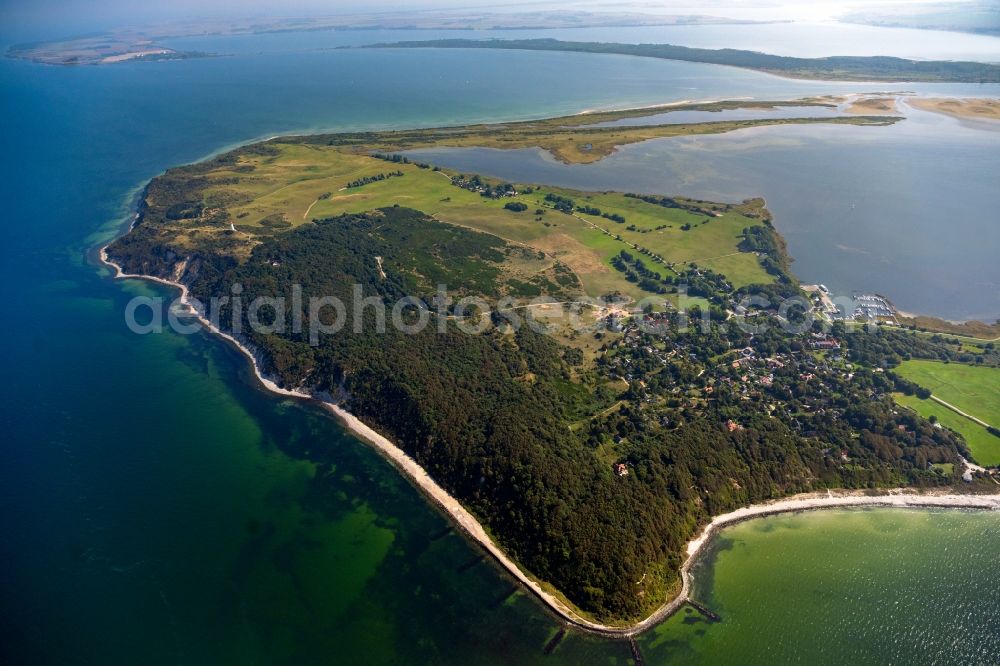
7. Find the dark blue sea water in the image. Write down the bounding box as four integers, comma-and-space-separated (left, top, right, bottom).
3, 27, 1000, 664
3, 41, 664, 666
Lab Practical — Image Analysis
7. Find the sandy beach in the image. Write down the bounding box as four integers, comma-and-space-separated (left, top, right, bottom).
99, 246, 1000, 637
843, 95, 900, 115
908, 97, 1000, 122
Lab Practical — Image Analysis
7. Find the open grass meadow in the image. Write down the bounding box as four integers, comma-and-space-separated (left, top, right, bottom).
894, 360, 1000, 428
199, 144, 775, 302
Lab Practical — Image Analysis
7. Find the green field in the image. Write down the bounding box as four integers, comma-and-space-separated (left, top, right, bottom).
893, 393, 1000, 467
894, 360, 1000, 427
196, 144, 775, 300
892, 359, 1000, 466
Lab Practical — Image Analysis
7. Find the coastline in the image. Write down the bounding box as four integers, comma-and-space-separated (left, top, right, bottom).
99, 244, 1000, 637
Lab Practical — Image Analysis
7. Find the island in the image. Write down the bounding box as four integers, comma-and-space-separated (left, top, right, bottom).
6, 10, 768, 66
102, 101, 1000, 630
364, 38, 1000, 83
5, 35, 210, 65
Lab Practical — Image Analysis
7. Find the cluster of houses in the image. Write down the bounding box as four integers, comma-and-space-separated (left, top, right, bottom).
450, 176, 518, 199
594, 281, 912, 479
810, 332, 842, 351
598, 301, 857, 482
712, 345, 854, 412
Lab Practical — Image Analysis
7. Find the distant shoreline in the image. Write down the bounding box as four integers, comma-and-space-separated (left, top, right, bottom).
363, 38, 1000, 83
4, 12, 775, 67
97, 240, 1000, 636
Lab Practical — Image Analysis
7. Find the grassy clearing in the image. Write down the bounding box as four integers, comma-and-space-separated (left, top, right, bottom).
894, 360, 1000, 428
874, 324, 999, 349
893, 316, 1000, 341
893, 393, 1000, 467
536, 189, 772, 288
199, 144, 775, 301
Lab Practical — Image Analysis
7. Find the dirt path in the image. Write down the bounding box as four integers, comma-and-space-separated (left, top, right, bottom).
302, 198, 320, 220
931, 395, 994, 429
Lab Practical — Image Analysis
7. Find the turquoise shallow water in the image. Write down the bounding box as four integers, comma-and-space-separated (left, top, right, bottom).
2, 29, 1000, 664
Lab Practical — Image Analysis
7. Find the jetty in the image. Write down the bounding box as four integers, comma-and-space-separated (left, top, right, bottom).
687, 599, 721, 622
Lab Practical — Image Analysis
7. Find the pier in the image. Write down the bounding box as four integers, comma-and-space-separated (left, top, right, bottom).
687, 599, 721, 622
628, 637, 645, 665
456, 554, 485, 573
489, 586, 519, 609
428, 526, 453, 541
542, 628, 566, 655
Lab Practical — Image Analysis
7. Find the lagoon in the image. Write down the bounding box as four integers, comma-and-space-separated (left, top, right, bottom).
406, 102, 1000, 322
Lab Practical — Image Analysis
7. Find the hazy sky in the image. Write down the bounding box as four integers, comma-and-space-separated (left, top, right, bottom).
0, 0, 971, 41
0, 1, 436, 40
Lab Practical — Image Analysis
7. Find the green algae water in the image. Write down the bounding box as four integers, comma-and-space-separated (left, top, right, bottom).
3, 26, 1000, 664
641, 509, 1000, 665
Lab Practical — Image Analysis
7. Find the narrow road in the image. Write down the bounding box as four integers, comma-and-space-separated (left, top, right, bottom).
432, 299, 606, 320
